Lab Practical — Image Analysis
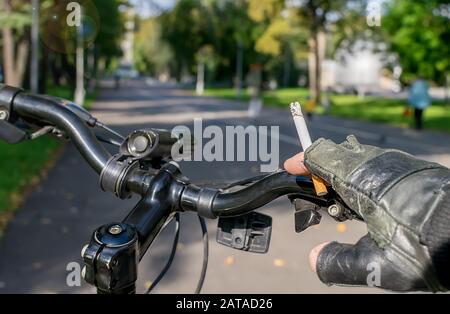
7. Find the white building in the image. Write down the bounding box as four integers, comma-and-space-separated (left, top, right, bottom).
322, 41, 401, 95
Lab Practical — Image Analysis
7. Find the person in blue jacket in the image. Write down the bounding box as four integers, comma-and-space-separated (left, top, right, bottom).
409, 78, 431, 130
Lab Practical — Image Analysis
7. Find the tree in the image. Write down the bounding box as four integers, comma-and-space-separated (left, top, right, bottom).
248, 0, 308, 87
0, 0, 127, 90
93, 0, 127, 64
0, 0, 31, 87
37, 0, 127, 91
134, 18, 173, 77
383, 0, 450, 85
159, 0, 262, 85
249, 0, 367, 101
208, 0, 262, 89
159, 0, 213, 80
292, 0, 350, 105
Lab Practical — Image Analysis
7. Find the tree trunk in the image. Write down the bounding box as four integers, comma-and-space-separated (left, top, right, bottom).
196, 60, 205, 96
39, 45, 49, 93
61, 53, 76, 87
316, 31, 326, 104
2, 0, 14, 85
3, 27, 16, 86
314, 33, 321, 105
308, 31, 326, 106
235, 41, 243, 97
16, 40, 29, 86
283, 45, 291, 88
2, 0, 30, 87
308, 36, 318, 103
446, 74, 450, 107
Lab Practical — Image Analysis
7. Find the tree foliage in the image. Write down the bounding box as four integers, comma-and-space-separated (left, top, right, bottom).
0, 0, 128, 88
124, 0, 450, 90
134, 17, 173, 75
383, 0, 450, 85
0, 0, 32, 31
93, 0, 127, 59
159, 0, 213, 77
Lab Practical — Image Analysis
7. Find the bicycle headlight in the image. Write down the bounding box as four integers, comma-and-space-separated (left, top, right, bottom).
120, 129, 183, 160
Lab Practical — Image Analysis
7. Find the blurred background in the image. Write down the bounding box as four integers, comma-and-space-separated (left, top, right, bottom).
0, 0, 449, 294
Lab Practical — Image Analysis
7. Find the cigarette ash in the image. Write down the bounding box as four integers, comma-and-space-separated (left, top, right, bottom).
290, 102, 304, 118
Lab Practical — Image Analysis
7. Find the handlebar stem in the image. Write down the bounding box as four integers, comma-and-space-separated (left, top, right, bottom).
123, 163, 186, 258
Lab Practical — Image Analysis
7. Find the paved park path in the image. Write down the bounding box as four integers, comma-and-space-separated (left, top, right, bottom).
1, 79, 450, 294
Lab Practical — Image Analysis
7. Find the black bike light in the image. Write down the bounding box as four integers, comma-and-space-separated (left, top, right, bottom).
121, 128, 193, 161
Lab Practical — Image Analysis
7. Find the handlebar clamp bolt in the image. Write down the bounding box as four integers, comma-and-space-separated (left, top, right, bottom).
0, 110, 8, 121
108, 225, 123, 235
328, 204, 343, 218
81, 244, 89, 258
81, 266, 86, 279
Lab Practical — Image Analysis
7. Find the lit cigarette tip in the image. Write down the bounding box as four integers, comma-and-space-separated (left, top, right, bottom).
290, 102, 303, 117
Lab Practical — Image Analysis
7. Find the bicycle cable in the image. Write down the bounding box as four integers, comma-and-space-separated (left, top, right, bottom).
95, 134, 122, 147
146, 213, 181, 294
96, 122, 125, 141
195, 215, 209, 294
145, 214, 209, 294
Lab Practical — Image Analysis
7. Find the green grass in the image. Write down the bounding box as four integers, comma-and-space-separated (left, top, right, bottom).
0, 137, 60, 213
47, 85, 98, 110
204, 87, 310, 107
204, 88, 249, 100
0, 84, 99, 233
203, 88, 450, 132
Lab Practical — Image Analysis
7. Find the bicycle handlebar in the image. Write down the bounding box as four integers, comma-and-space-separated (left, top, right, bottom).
180, 170, 328, 218
0, 85, 352, 294
3, 86, 110, 173
2, 86, 328, 213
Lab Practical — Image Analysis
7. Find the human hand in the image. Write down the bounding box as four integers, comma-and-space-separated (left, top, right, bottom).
285, 136, 450, 292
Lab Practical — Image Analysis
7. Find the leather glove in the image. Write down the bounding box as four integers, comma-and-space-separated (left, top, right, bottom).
304, 135, 450, 292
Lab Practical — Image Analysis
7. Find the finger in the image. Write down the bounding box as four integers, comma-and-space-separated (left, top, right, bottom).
309, 242, 331, 273
316, 235, 386, 288
314, 235, 430, 291
284, 152, 310, 176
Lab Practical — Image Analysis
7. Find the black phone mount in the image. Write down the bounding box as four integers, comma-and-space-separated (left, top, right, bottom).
217, 212, 272, 254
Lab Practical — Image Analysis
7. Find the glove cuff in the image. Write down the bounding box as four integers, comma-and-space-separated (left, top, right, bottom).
422, 184, 450, 290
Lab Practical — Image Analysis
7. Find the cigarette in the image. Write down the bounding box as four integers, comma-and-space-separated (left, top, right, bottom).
290, 102, 328, 196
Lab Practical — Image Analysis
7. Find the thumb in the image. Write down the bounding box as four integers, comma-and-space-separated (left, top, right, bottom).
314, 235, 383, 287
310, 235, 426, 291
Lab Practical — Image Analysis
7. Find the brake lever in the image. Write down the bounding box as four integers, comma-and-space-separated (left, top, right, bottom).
0, 119, 28, 144
289, 191, 361, 233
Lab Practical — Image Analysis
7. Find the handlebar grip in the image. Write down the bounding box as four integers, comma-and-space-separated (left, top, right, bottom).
181, 171, 328, 218
10, 90, 111, 173
0, 85, 22, 116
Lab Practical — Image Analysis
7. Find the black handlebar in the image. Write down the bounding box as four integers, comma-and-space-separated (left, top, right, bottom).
11, 90, 111, 173
1, 86, 324, 215
180, 170, 328, 219
0, 85, 347, 294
